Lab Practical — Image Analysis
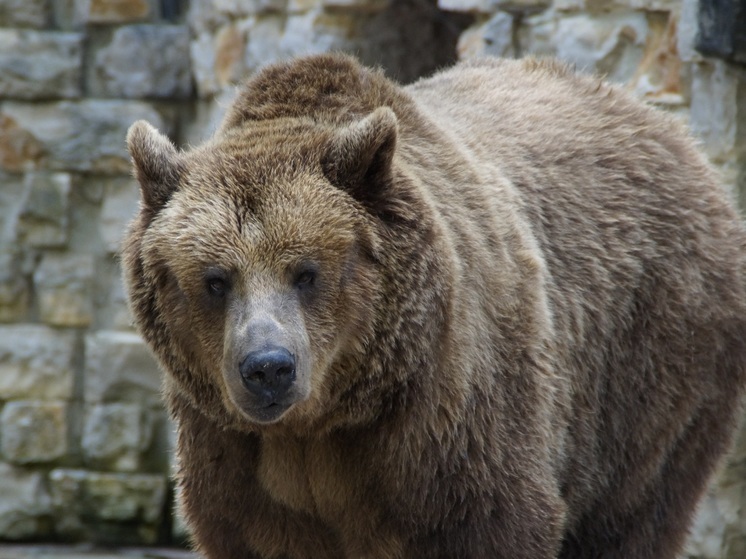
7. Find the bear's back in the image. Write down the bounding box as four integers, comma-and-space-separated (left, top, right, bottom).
407, 57, 746, 518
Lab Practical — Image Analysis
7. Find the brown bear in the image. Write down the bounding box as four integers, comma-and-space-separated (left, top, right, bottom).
122, 54, 746, 559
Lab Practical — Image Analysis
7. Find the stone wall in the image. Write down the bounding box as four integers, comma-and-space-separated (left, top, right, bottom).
0, 0, 744, 555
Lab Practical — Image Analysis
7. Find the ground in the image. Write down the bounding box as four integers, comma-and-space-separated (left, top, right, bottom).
0, 545, 197, 559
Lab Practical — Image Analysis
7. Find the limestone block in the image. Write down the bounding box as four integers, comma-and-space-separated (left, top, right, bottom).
0, 100, 166, 174
84, 331, 162, 405
627, 12, 684, 105
1, 401, 68, 464
689, 60, 738, 163
437, 0, 493, 12
553, 12, 648, 84
191, 32, 221, 98
0, 462, 52, 540
685, 481, 746, 558
16, 172, 71, 248
0, 0, 51, 28
210, 0, 287, 17
0, 250, 29, 323
34, 253, 94, 327
182, 90, 235, 146
517, 9, 557, 57
0, 325, 76, 401
82, 403, 154, 472
244, 15, 287, 74
491, 0, 549, 14
678, 0, 703, 63
0, 173, 24, 245
74, 0, 152, 24
49, 469, 167, 545
0, 30, 82, 101
196, 22, 250, 92
322, 0, 390, 11
458, 12, 515, 59
281, 9, 356, 58
100, 177, 140, 254
91, 25, 192, 99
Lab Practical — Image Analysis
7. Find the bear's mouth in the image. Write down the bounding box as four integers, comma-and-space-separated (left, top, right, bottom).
245, 400, 293, 424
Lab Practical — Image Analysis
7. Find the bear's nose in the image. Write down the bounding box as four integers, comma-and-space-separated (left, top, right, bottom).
239, 347, 296, 400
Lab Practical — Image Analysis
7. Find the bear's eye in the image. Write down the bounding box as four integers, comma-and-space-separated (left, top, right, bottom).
205, 273, 228, 298
294, 267, 317, 290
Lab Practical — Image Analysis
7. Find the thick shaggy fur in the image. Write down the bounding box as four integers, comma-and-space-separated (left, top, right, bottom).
122, 54, 746, 559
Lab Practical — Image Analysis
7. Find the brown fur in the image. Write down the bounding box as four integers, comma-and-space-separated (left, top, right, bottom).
122, 54, 746, 558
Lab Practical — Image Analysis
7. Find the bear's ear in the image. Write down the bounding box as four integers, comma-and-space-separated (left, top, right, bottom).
127, 120, 184, 213
322, 107, 398, 213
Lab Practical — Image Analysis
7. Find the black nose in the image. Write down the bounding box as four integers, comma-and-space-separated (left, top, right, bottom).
239, 347, 296, 399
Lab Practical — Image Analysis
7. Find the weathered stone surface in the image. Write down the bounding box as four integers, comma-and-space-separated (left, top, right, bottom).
34, 253, 94, 327
0, 0, 51, 28
182, 90, 235, 146
0, 30, 83, 100
491, 0, 549, 13
0, 463, 52, 540
0, 101, 166, 173
0, 325, 76, 401
244, 15, 287, 74
49, 469, 167, 545
627, 12, 683, 105
100, 178, 140, 254
84, 331, 162, 405
1, 402, 68, 464
0, 250, 28, 323
191, 21, 251, 96
685, 480, 746, 559
322, 0, 390, 10
690, 60, 739, 163
91, 25, 192, 99
553, 12, 648, 84
516, 9, 556, 57
82, 403, 154, 472
280, 9, 355, 58
458, 12, 515, 59
437, 0, 493, 12
74, 0, 152, 24
678, 0, 703, 63
16, 172, 71, 248
0, 173, 24, 245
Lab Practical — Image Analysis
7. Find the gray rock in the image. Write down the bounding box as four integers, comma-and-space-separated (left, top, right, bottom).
1, 401, 68, 464
0, 0, 51, 28
280, 9, 354, 59
0, 30, 83, 100
437, 0, 493, 12
0, 250, 28, 323
84, 331, 162, 405
689, 60, 738, 163
0, 100, 166, 174
100, 178, 140, 254
553, 12, 648, 84
49, 469, 167, 545
34, 253, 94, 327
17, 172, 71, 248
0, 325, 76, 401
82, 403, 154, 472
91, 25, 192, 99
244, 15, 287, 74
0, 462, 52, 540
73, 0, 152, 24
458, 11, 515, 59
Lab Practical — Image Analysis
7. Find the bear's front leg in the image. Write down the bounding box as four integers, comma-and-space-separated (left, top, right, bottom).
172, 396, 343, 559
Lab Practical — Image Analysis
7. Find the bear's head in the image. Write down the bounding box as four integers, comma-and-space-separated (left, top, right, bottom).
123, 107, 425, 431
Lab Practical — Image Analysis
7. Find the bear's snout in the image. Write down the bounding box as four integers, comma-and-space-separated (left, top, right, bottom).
239, 346, 297, 403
